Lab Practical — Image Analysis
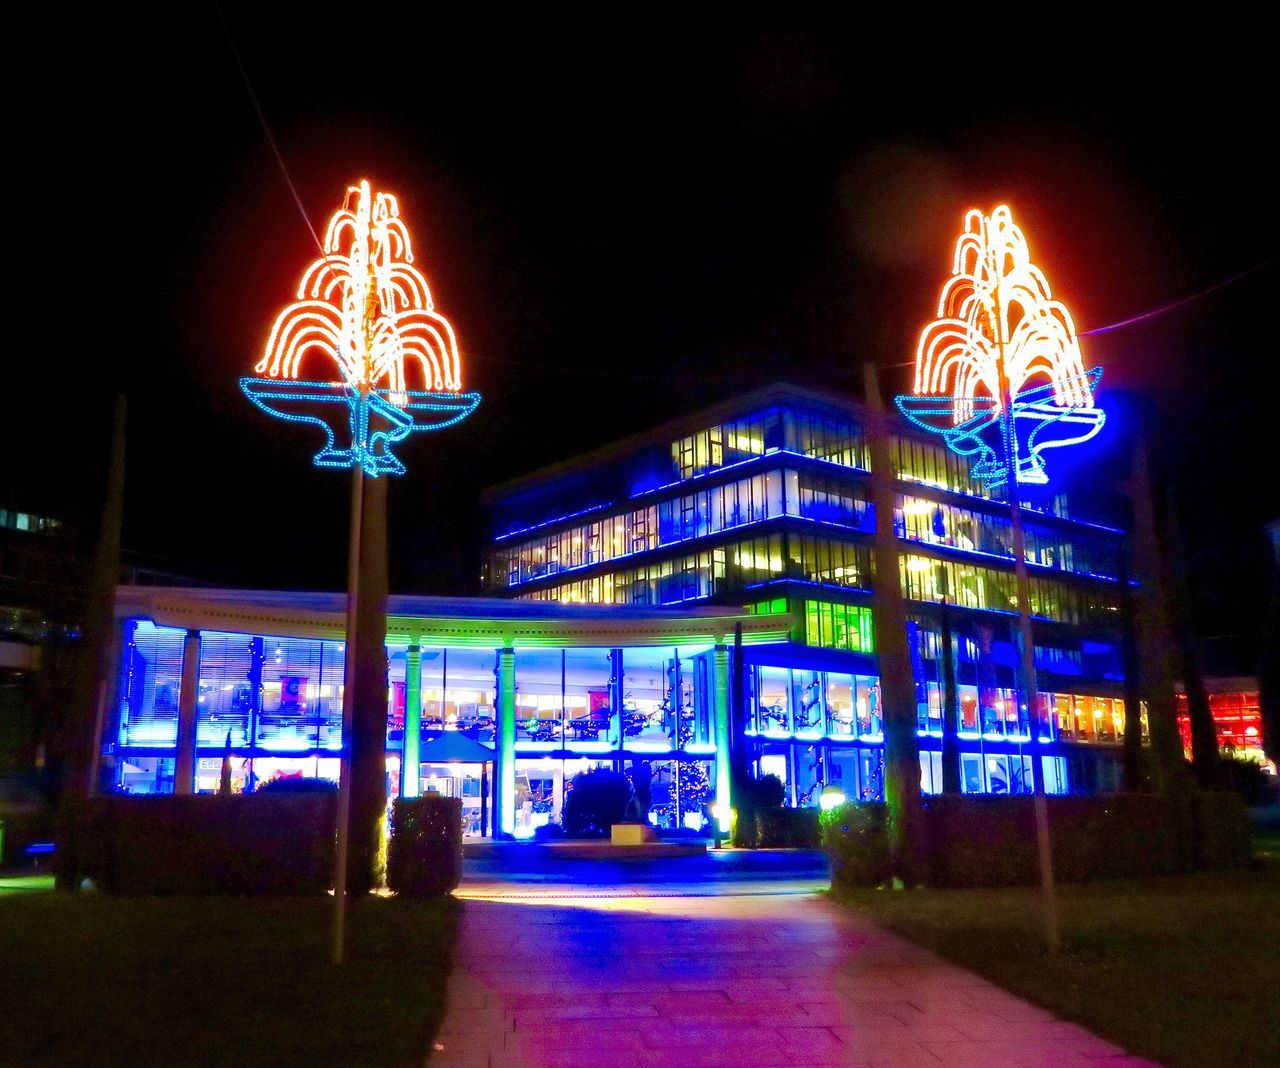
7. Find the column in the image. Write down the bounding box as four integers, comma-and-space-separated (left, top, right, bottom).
174, 629, 200, 795
496, 645, 516, 836
401, 640, 422, 798
712, 643, 732, 827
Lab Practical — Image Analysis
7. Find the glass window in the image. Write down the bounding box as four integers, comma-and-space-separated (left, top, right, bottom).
826, 674, 855, 739
756, 667, 791, 736
919, 750, 944, 795
117, 621, 186, 748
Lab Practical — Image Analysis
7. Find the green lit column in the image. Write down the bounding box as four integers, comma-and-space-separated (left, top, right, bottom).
712, 643, 733, 830
401, 640, 422, 798
496, 645, 516, 836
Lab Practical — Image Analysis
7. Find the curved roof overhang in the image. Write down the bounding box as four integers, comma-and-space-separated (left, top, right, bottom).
114, 586, 795, 649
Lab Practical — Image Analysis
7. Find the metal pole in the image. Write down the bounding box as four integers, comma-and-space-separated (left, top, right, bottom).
993, 286, 1060, 954
331, 460, 365, 966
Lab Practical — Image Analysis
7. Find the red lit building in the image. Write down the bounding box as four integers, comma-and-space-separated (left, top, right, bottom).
1177, 679, 1266, 763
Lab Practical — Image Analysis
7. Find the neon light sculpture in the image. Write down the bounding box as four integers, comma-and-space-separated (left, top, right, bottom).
240, 180, 481, 475
895, 206, 1104, 487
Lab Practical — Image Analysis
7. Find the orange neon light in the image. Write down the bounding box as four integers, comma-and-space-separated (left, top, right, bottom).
256, 180, 463, 392
913, 205, 1092, 422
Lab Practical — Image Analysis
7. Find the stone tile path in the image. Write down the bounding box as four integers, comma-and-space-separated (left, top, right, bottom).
429, 885, 1158, 1067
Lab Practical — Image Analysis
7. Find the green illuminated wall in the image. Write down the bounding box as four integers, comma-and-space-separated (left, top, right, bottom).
802, 599, 875, 654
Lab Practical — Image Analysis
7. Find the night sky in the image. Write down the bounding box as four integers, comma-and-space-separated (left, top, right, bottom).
10, 11, 1277, 647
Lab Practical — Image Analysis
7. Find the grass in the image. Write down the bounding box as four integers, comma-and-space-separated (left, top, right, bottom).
0, 891, 457, 1067
832, 857, 1280, 1068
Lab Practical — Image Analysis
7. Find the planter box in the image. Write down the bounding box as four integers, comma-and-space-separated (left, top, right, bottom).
611, 822, 658, 845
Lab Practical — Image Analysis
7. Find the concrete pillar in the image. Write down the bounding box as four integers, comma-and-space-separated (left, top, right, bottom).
496, 646, 516, 836
401, 641, 422, 798
174, 629, 201, 795
712, 644, 732, 826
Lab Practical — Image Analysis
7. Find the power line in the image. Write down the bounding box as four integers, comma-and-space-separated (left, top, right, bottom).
213, 2, 327, 259
1079, 256, 1276, 337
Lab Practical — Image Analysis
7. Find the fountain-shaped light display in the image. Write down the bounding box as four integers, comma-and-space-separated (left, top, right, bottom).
241, 180, 480, 476
895, 206, 1104, 487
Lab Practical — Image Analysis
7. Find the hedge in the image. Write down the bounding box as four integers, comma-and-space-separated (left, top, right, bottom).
79, 793, 337, 895
1191, 790, 1251, 870
921, 794, 1181, 887
824, 790, 1252, 889
740, 806, 822, 848
387, 796, 463, 898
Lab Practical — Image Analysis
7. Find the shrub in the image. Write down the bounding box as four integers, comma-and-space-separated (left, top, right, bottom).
730, 773, 785, 846
561, 768, 633, 837
255, 776, 338, 794
754, 806, 822, 847
79, 793, 336, 894
821, 801, 890, 887
387, 796, 463, 898
1220, 757, 1278, 807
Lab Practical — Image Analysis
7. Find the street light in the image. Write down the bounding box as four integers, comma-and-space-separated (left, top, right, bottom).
896, 204, 1107, 953
240, 179, 480, 964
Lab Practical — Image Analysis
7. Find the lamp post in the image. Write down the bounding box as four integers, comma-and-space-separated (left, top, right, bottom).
992, 285, 1060, 954
896, 205, 1103, 953
240, 181, 480, 964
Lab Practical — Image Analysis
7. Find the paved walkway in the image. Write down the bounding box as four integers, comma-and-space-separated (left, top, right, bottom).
431, 860, 1157, 1068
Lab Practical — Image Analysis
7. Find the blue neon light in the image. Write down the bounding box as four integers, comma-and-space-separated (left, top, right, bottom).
240, 378, 481, 477
895, 369, 1105, 489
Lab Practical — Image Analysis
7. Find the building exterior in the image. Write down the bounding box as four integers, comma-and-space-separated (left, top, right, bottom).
102, 383, 1151, 837
1, 506, 84, 784
106, 587, 789, 838
480, 383, 1142, 802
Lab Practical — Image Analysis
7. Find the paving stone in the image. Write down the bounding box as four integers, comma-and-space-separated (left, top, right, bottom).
431, 884, 1150, 1068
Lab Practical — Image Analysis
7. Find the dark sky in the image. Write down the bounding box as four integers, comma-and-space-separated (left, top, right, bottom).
9, 10, 1277, 644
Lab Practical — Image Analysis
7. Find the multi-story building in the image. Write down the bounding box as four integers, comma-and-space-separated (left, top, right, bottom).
98, 383, 1149, 839
480, 383, 1141, 805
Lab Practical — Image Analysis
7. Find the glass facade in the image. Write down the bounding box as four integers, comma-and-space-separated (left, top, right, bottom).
1176, 690, 1265, 759
897, 494, 1121, 579
898, 554, 1121, 627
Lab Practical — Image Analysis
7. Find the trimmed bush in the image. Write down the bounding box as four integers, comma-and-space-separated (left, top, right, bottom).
820, 802, 890, 886
922, 794, 1181, 887
80, 793, 336, 895
256, 776, 338, 795
1220, 758, 1279, 807
561, 768, 633, 837
387, 795, 463, 898
731, 773, 785, 847
745, 806, 822, 847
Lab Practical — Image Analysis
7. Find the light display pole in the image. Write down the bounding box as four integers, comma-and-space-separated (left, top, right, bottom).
897, 205, 1105, 950
241, 180, 480, 963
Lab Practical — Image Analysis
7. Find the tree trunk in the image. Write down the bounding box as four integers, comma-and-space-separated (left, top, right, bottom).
862, 363, 925, 884
347, 474, 389, 895
55, 395, 126, 890
1165, 491, 1222, 788
1129, 433, 1189, 789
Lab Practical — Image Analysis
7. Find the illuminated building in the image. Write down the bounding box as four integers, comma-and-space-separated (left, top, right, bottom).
99, 383, 1151, 834
480, 382, 1141, 807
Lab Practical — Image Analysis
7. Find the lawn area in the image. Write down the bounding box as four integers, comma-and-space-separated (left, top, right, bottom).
832, 858, 1279, 1068
0, 891, 457, 1067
